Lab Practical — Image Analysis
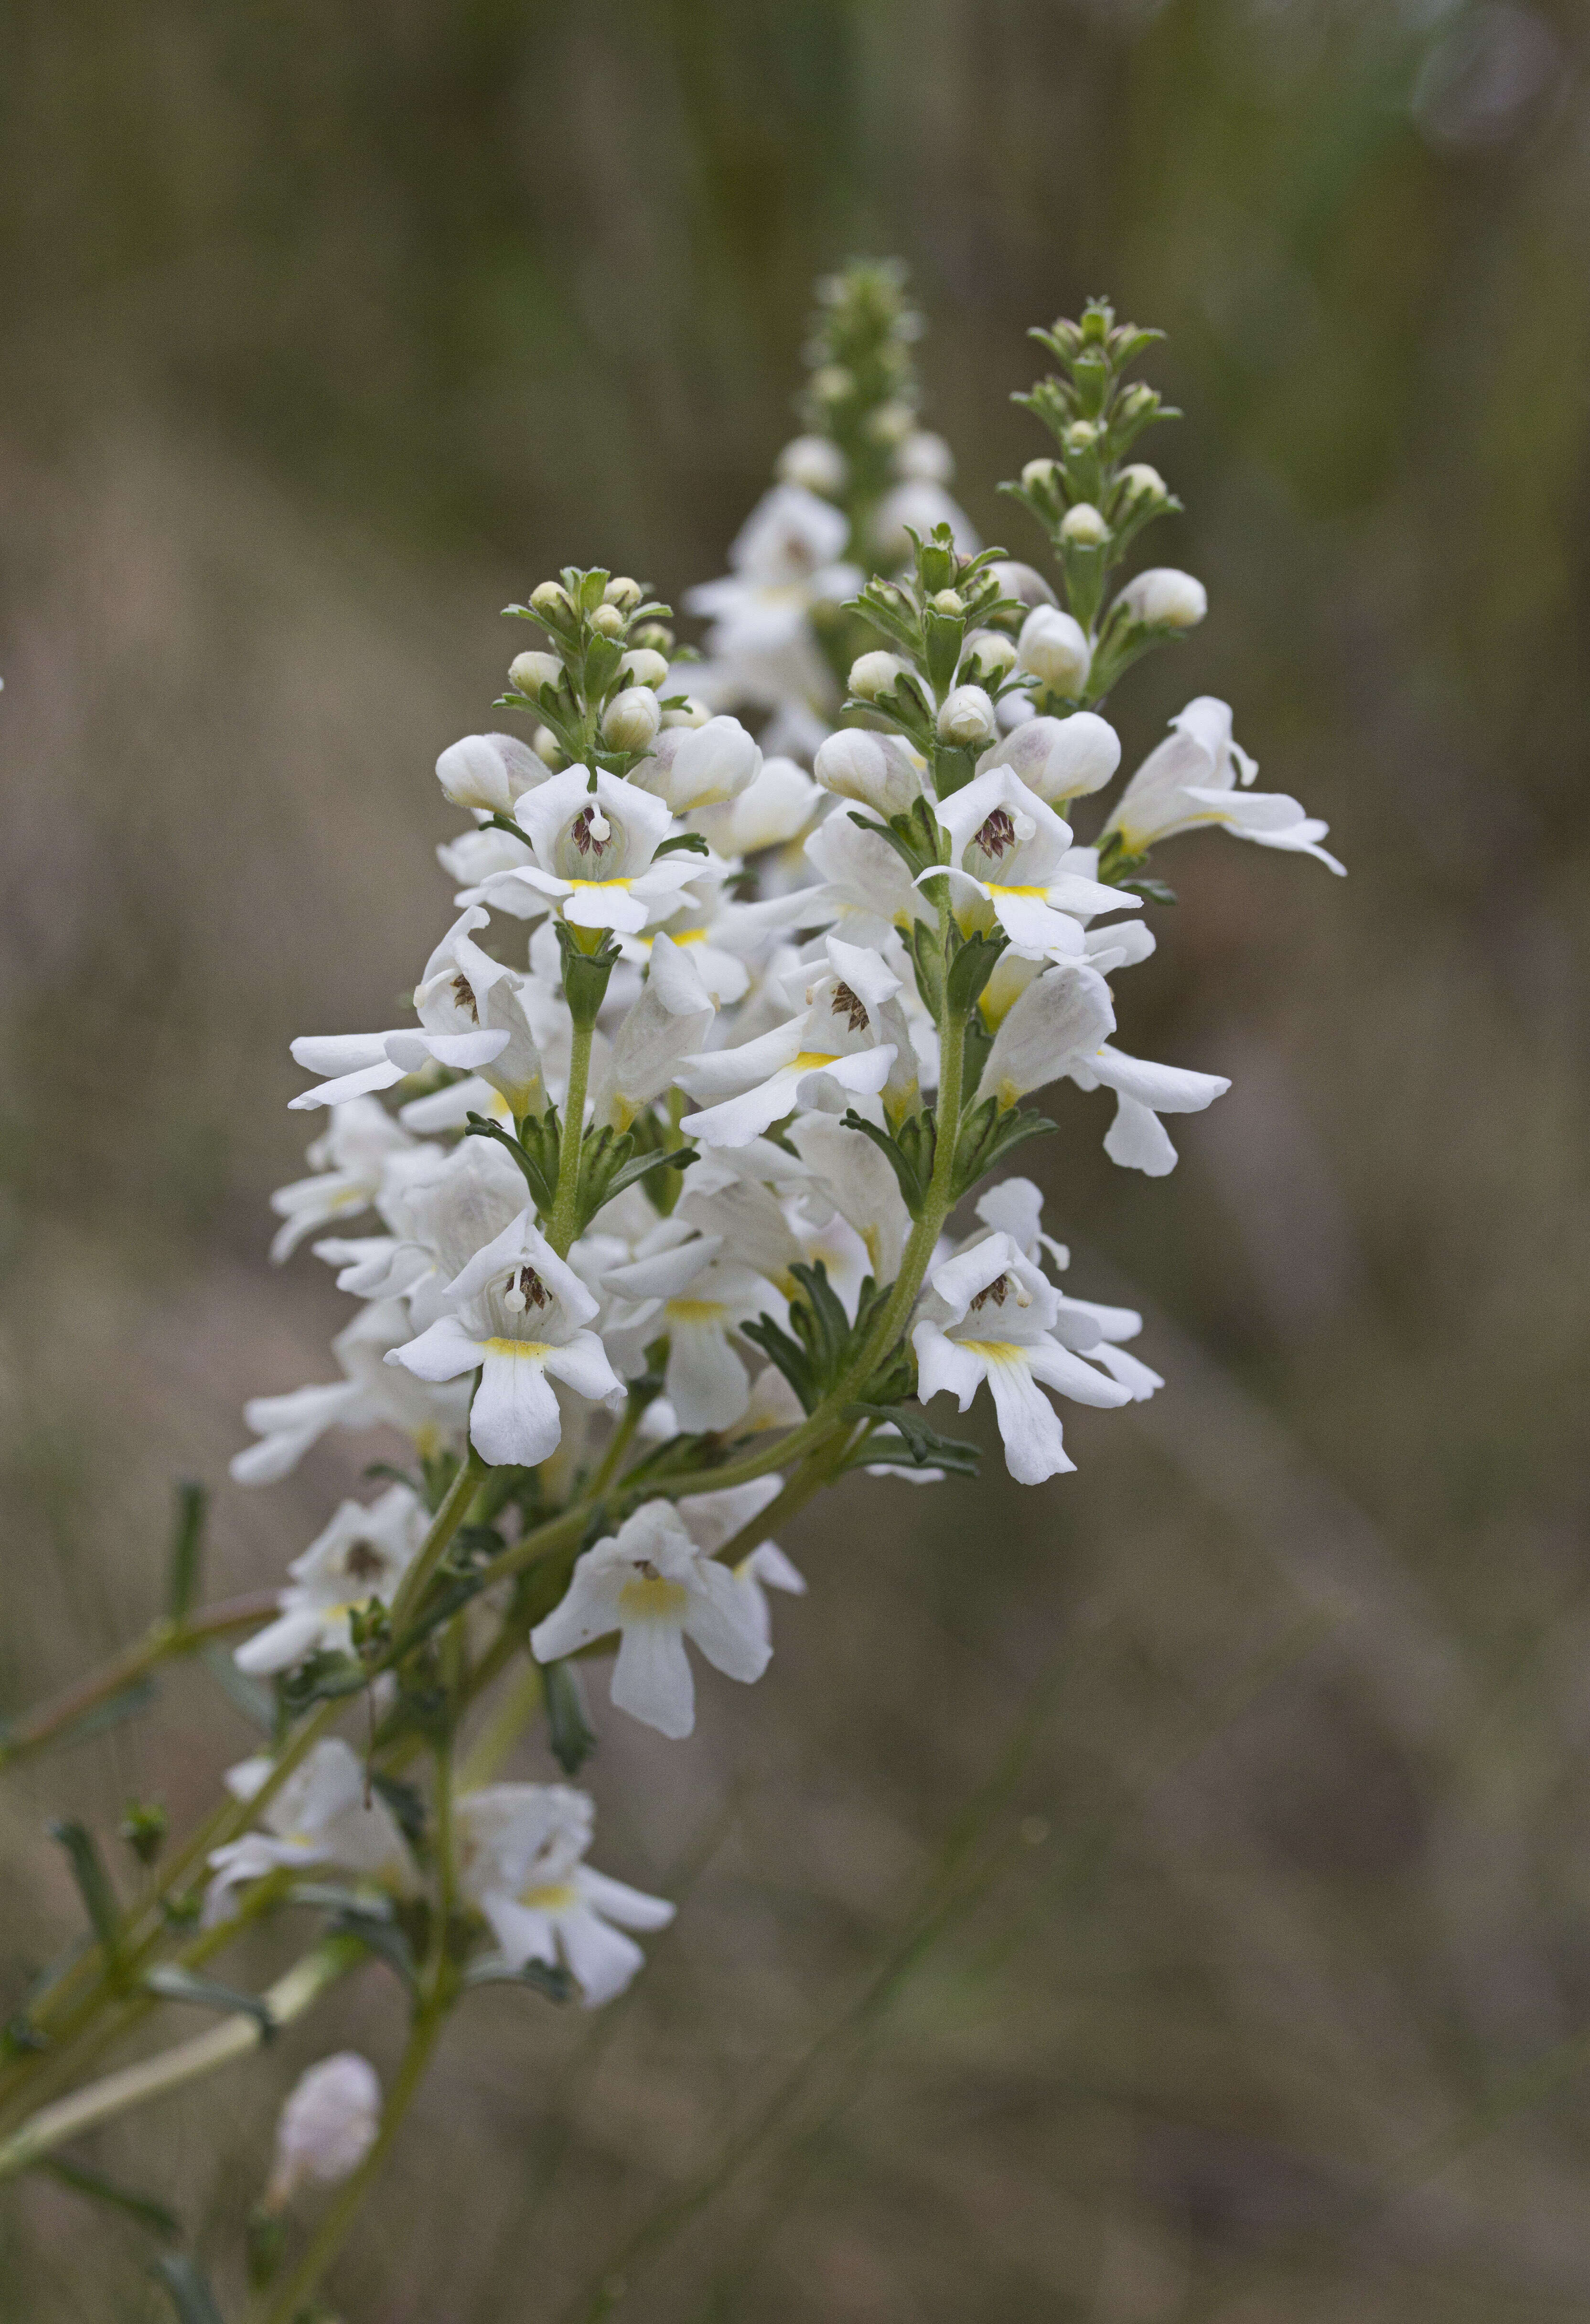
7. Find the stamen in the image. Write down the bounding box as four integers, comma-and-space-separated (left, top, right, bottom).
830, 980, 870, 1033
974, 807, 1017, 860
451, 973, 479, 1023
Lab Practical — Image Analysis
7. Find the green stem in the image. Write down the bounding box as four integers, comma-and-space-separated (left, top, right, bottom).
458, 1659, 545, 1790
548, 1016, 595, 1256
387, 1450, 487, 1634
0, 1591, 280, 1769
249, 1999, 445, 2324
0, 1939, 360, 2181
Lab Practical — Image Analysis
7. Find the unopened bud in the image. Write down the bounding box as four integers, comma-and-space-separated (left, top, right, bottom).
1064, 420, 1099, 452
936, 685, 999, 748
632, 623, 675, 656
619, 647, 669, 690
1116, 383, 1157, 423
977, 710, 1121, 805
508, 650, 561, 697
588, 603, 625, 638
810, 364, 852, 404
930, 588, 965, 617
530, 581, 571, 620
1117, 567, 1206, 630
1059, 503, 1108, 547
603, 576, 643, 610
437, 732, 544, 814
265, 2054, 381, 2210
1118, 463, 1167, 503
1021, 457, 1059, 492
959, 628, 1018, 681
601, 687, 663, 751
813, 728, 924, 817
848, 650, 912, 702
1017, 605, 1092, 696
776, 435, 848, 495
867, 399, 914, 444
533, 726, 563, 769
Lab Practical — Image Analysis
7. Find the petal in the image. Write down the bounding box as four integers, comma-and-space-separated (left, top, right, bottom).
1103, 1094, 1180, 1176
680, 1561, 774, 1684
470, 1345, 561, 1466
529, 1560, 626, 1662
666, 1319, 750, 1432
556, 1902, 647, 2007
576, 1867, 677, 1931
540, 1331, 624, 1406
386, 1315, 483, 1384
482, 1896, 559, 1973
981, 1352, 1075, 1485
611, 1620, 697, 1739
233, 1607, 327, 1677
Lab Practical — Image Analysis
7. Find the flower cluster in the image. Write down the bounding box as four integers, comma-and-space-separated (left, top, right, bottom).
0, 284, 1341, 2323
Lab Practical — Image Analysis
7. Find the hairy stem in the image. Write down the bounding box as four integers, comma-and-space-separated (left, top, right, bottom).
388, 1448, 488, 1635
548, 1016, 595, 1256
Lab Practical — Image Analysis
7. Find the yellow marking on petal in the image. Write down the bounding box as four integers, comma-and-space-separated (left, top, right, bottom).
483, 1337, 553, 1358
991, 882, 1050, 899
618, 1575, 691, 1619
566, 876, 634, 891
792, 1050, 839, 1072
518, 1881, 579, 1912
666, 1298, 728, 1324
672, 928, 708, 945
957, 1340, 1027, 1363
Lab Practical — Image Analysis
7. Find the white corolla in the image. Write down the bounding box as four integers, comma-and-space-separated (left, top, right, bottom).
1102, 697, 1344, 872
930, 766, 1140, 961
204, 1740, 413, 1925
235, 1484, 430, 1678
455, 1784, 674, 2007
457, 768, 703, 934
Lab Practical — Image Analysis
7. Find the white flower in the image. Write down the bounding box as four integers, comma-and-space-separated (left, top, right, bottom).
1068, 1043, 1231, 1176
600, 1234, 779, 1431
435, 823, 530, 889
936, 684, 999, 747
408, 907, 552, 1118
435, 731, 547, 815
204, 1739, 412, 1924
1115, 568, 1206, 629
456, 1785, 673, 2006
974, 711, 1121, 807
848, 650, 913, 701
1103, 698, 1344, 873
266, 2054, 382, 2206
676, 936, 906, 1148
800, 808, 925, 947
788, 1111, 912, 1284
776, 435, 848, 495
734, 1541, 807, 1645
676, 1477, 806, 1646
873, 478, 980, 560
268, 1098, 419, 1263
459, 769, 699, 935
722, 483, 849, 586
913, 1234, 1133, 1485
1017, 606, 1091, 696
972, 1180, 1162, 1400
530, 1500, 771, 1739
687, 754, 823, 863
931, 768, 1139, 961
231, 1300, 468, 1485
813, 728, 925, 817
588, 932, 716, 1132
628, 713, 761, 812
235, 1484, 428, 1678
387, 1212, 623, 1467
972, 963, 1116, 1111
895, 429, 954, 483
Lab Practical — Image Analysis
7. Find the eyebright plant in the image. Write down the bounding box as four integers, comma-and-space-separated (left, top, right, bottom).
0, 274, 1342, 2321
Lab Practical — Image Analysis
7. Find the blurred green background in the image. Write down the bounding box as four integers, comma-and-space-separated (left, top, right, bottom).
2, 1, 1589, 2317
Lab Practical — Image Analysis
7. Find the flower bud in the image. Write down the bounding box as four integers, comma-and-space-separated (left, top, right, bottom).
436, 731, 544, 814
1021, 457, 1059, 491
867, 398, 914, 444
959, 628, 1018, 681
530, 581, 571, 621
896, 430, 953, 483
1118, 463, 1167, 504
1064, 420, 1099, 452
810, 364, 852, 404
601, 687, 663, 751
848, 650, 912, 701
1017, 605, 1092, 696
603, 576, 643, 610
1059, 503, 1108, 546
776, 434, 848, 495
632, 714, 760, 809
632, 622, 675, 656
533, 725, 564, 769
1117, 568, 1206, 629
930, 588, 965, 617
1116, 382, 1158, 425
977, 711, 1121, 805
659, 695, 710, 730
508, 650, 561, 697
936, 685, 999, 748
813, 728, 924, 817
619, 647, 669, 690
588, 603, 625, 638
265, 2054, 381, 2209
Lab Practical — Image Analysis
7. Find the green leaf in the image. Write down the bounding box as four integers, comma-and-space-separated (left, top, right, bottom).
41, 2155, 181, 2241
48, 1821, 121, 1956
545, 1660, 597, 1776
1116, 876, 1177, 906
463, 1114, 557, 1213
199, 1646, 275, 1733
144, 1966, 277, 2043
949, 1100, 1057, 1204
654, 831, 710, 857
278, 1650, 367, 1712
845, 1403, 982, 1480
150, 2253, 227, 2324
839, 1108, 933, 1217
372, 1772, 427, 1850
463, 1954, 576, 2004
330, 1910, 418, 1995
945, 931, 1005, 1015
5, 1675, 160, 1762
167, 1481, 207, 1623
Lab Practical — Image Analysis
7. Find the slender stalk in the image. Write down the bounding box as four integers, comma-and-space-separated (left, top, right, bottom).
0, 1591, 279, 1768
388, 1449, 488, 1634
548, 1016, 595, 1256
0, 1940, 360, 2180
249, 2000, 445, 2324
458, 1660, 544, 1789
